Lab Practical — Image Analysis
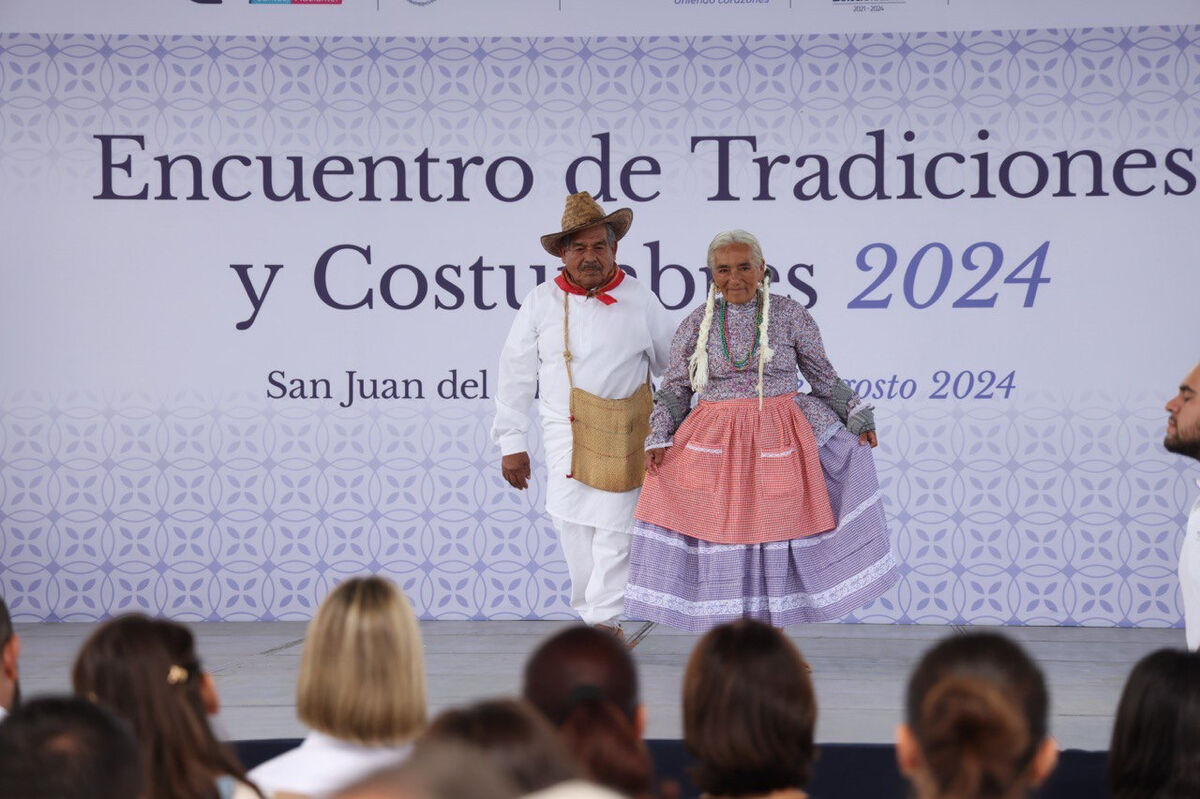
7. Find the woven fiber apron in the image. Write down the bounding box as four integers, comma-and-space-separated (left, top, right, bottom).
563, 292, 652, 493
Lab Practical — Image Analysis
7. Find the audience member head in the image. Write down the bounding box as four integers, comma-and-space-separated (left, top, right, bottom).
72, 611, 258, 796
298, 575, 427, 745
1109, 648, 1200, 799
682, 619, 816, 797
337, 741, 519, 799
420, 698, 581, 793
523, 625, 656, 798
899, 632, 1056, 799
71, 613, 257, 799
0, 594, 19, 715
0, 695, 143, 799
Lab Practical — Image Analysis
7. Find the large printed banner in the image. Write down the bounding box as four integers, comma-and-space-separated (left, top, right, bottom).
2, 1, 1199, 625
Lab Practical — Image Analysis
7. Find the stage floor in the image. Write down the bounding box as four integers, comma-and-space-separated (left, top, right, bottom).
15, 621, 1181, 750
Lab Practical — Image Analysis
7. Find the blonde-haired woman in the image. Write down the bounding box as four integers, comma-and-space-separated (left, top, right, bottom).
250, 576, 426, 798
627, 230, 897, 632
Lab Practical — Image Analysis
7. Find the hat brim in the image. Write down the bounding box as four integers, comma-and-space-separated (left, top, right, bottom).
540, 207, 633, 256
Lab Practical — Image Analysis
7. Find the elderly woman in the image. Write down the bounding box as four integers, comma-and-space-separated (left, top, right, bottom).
626, 229, 898, 631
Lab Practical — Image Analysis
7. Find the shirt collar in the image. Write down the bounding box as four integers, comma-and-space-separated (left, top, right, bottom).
553, 268, 625, 305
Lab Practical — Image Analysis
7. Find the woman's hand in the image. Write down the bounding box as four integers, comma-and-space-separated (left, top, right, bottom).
645, 448, 666, 474
859, 431, 878, 448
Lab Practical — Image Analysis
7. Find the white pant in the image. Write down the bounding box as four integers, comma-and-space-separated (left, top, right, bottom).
553, 517, 630, 626
1182, 526, 1200, 651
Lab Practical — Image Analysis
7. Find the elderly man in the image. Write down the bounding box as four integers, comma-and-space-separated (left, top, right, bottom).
492, 193, 671, 635
1166, 363, 1200, 650
0, 594, 18, 722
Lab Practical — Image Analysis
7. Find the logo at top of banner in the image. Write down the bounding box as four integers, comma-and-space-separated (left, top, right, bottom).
671, 0, 774, 5
830, 0, 907, 7
189, 0, 346, 5
190, 0, 438, 4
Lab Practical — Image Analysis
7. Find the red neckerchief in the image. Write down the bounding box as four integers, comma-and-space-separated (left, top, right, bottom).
554, 268, 625, 305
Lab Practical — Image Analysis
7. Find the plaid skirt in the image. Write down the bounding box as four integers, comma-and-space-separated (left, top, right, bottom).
626, 417, 898, 631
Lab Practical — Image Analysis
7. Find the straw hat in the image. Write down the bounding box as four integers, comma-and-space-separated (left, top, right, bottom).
540, 192, 633, 256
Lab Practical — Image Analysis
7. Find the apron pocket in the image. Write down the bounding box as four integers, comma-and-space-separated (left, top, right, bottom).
758, 446, 799, 499
671, 441, 724, 491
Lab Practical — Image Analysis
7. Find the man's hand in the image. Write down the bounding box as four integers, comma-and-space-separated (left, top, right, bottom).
645, 448, 665, 474
859, 431, 878, 448
501, 452, 532, 490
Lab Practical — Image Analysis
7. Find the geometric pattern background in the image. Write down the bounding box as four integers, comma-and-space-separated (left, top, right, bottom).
3, 27, 1200, 184
2, 27, 1198, 622
1, 391, 1193, 624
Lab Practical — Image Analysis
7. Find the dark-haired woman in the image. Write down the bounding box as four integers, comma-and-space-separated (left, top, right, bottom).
898, 632, 1058, 799
683, 619, 818, 799
420, 698, 582, 794
1109, 648, 1200, 799
523, 625, 672, 799
72, 614, 262, 799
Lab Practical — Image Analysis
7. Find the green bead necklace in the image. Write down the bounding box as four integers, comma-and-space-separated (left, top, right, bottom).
718, 293, 763, 370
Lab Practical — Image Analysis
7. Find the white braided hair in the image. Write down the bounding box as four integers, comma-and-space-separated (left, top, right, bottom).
690, 230, 774, 407
688, 281, 718, 392
755, 272, 775, 409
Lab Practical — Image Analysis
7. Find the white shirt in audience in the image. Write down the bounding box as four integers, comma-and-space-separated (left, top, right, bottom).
0, 705, 7, 724
1182, 481, 1200, 650
248, 730, 412, 798
525, 781, 626, 799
